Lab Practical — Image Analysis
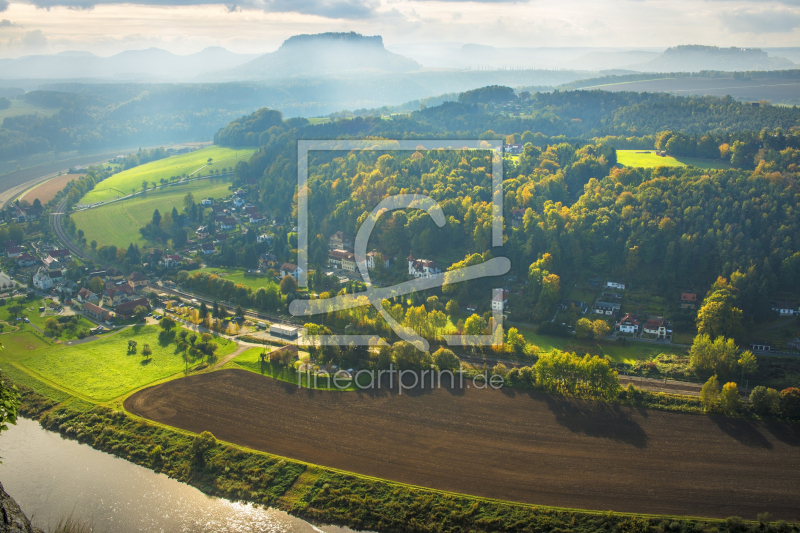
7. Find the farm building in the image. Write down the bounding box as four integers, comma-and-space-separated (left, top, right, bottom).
270, 323, 300, 339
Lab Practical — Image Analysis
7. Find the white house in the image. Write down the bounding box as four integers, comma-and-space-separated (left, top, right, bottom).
616, 313, 640, 334
491, 289, 509, 312
161, 254, 182, 268
606, 281, 626, 290
280, 262, 303, 281
408, 253, 441, 279
233, 197, 245, 207
33, 269, 54, 291
257, 234, 273, 244
201, 198, 213, 206
250, 214, 266, 224
773, 301, 797, 316
196, 226, 209, 239
592, 301, 620, 316
201, 243, 216, 255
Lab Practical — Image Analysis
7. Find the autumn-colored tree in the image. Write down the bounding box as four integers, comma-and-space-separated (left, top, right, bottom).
592, 320, 610, 338
719, 382, 740, 414
700, 375, 720, 411
575, 318, 593, 339
280, 275, 297, 295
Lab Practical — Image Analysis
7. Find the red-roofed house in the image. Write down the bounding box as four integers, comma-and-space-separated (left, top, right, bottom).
115, 298, 151, 319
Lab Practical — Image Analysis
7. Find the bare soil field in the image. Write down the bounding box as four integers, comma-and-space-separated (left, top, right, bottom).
126, 369, 800, 520
20, 173, 83, 204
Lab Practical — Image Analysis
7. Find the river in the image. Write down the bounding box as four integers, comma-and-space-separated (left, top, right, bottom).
0, 418, 357, 533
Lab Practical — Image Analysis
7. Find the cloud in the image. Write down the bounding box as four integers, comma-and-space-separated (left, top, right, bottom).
0, 18, 20, 26
23, 0, 380, 18
719, 7, 800, 33
21, 29, 48, 50
0, 0, 8, 11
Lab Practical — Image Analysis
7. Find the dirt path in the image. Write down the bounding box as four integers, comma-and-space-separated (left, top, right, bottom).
126, 369, 800, 521
211, 343, 252, 370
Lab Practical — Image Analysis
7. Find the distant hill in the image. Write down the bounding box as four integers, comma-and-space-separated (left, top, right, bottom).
223, 32, 421, 79
630, 45, 796, 72
0, 47, 259, 81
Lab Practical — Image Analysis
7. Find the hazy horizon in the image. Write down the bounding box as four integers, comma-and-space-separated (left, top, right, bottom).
1, 0, 799, 60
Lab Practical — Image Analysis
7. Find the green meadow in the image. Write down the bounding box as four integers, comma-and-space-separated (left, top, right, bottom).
617, 150, 729, 170
80, 146, 255, 204
72, 179, 232, 248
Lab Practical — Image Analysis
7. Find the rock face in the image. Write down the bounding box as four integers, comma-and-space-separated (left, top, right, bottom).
0, 482, 42, 533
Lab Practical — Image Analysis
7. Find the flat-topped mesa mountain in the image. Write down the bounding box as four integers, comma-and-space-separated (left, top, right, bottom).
225, 32, 421, 78
630, 44, 796, 72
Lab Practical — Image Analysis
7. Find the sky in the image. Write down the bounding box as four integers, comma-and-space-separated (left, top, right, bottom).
0, 0, 799, 58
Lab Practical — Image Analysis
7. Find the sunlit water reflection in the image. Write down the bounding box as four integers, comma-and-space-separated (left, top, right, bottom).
0, 418, 358, 533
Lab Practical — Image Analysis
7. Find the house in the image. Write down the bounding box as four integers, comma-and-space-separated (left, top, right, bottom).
77, 287, 98, 303
364, 250, 389, 270
257, 234, 273, 244
82, 302, 113, 322
127, 272, 149, 290
680, 292, 698, 309
606, 281, 626, 290
105, 268, 124, 280
201, 198, 213, 206
16, 253, 38, 267
408, 253, 442, 279
160, 254, 182, 268
33, 269, 54, 291
616, 313, 640, 334
465, 304, 477, 313
601, 291, 623, 301
218, 217, 236, 230
560, 300, 587, 311
643, 318, 671, 338
115, 298, 151, 319
43, 256, 62, 270
750, 342, 774, 352
772, 301, 797, 316
102, 288, 127, 307
196, 226, 209, 239
249, 213, 266, 224
280, 263, 303, 280
328, 231, 352, 251
201, 243, 216, 255
233, 197, 245, 208
592, 301, 620, 317
259, 253, 278, 270
491, 289, 509, 312
4, 240, 18, 250
88, 270, 106, 279
47, 249, 71, 261
244, 205, 257, 214
48, 270, 63, 283
328, 249, 356, 272
6, 246, 22, 258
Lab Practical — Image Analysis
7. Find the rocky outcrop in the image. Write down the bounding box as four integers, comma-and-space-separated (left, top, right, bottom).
0, 482, 42, 533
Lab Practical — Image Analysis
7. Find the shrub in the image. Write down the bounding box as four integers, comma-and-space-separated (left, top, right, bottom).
779, 387, 800, 419
191, 431, 216, 464
719, 382, 740, 415
749, 386, 780, 416
700, 375, 720, 411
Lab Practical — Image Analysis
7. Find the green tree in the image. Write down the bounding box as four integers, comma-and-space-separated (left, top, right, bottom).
432, 348, 460, 372
749, 386, 780, 416
133, 305, 148, 321
696, 280, 743, 339
689, 334, 740, 376
199, 302, 209, 319
89, 276, 104, 294
0, 375, 19, 439
700, 374, 720, 411
464, 314, 487, 336
142, 343, 152, 359
445, 299, 459, 316
738, 350, 757, 378
719, 382, 741, 415
505, 327, 526, 356
280, 275, 297, 295
190, 431, 217, 464
44, 317, 60, 337
592, 320, 610, 338
160, 315, 176, 331
575, 318, 593, 339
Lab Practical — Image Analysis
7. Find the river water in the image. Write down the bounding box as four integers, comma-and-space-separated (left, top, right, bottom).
0, 418, 356, 533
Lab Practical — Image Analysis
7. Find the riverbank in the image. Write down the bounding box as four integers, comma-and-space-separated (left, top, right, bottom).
5, 372, 800, 532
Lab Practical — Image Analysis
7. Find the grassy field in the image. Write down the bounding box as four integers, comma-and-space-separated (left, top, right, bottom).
196, 268, 278, 291
72, 179, 233, 248
80, 146, 255, 204
617, 150, 729, 170
0, 98, 59, 121
230, 346, 359, 390
11, 324, 236, 402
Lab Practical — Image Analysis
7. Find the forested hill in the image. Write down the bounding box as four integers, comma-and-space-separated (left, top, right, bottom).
218, 89, 800, 148
215, 87, 800, 327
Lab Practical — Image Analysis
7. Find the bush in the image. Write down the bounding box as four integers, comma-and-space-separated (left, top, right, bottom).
749, 386, 780, 416
719, 382, 740, 415
779, 387, 800, 419
191, 431, 216, 464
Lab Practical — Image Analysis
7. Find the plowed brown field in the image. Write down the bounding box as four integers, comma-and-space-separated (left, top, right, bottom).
21, 173, 83, 204
125, 369, 800, 520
